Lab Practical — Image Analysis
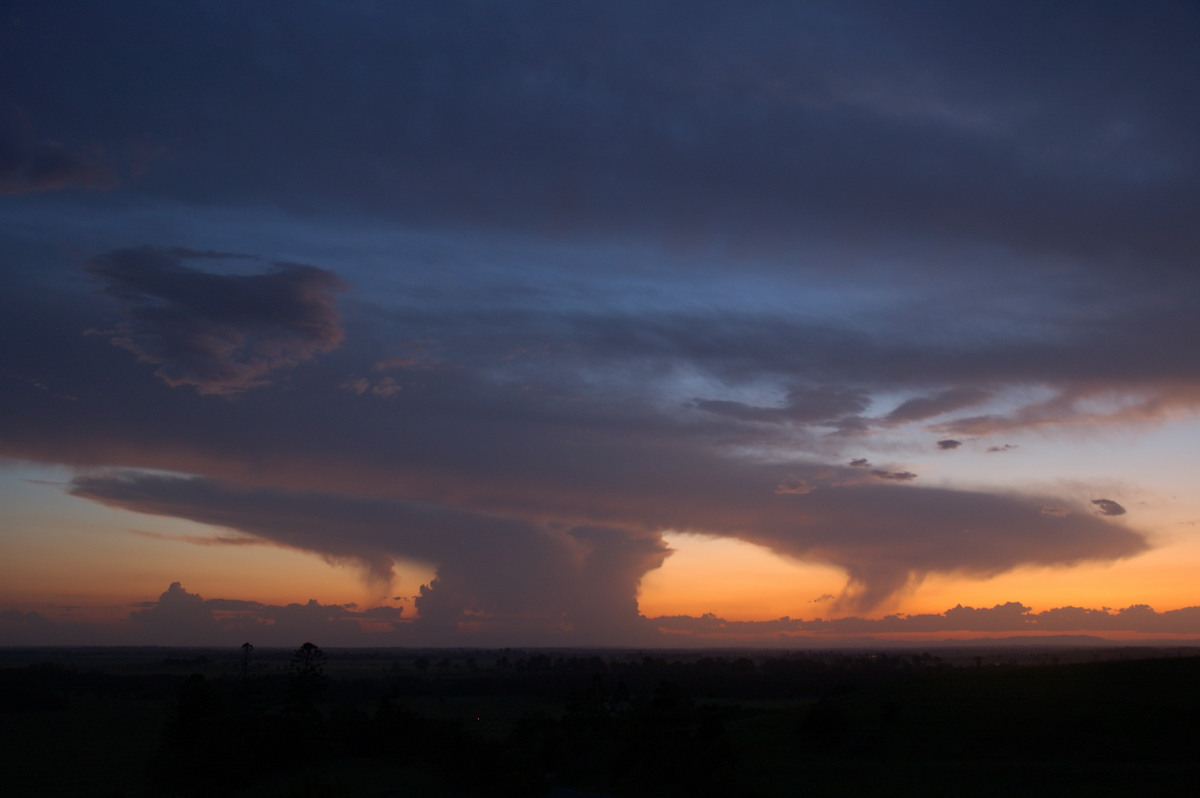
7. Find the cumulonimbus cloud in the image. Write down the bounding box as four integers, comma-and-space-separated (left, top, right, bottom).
733, 482, 1147, 613
69, 473, 670, 645
0, 233, 1169, 638
68, 460, 1146, 631
3, 1, 1197, 644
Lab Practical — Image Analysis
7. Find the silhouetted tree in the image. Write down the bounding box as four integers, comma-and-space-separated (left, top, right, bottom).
287, 642, 328, 714
290, 642, 326, 681
239, 641, 254, 684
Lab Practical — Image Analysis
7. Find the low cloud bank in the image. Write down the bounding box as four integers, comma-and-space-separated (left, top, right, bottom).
0, 583, 405, 648
5, 588, 1200, 648
653, 602, 1200, 640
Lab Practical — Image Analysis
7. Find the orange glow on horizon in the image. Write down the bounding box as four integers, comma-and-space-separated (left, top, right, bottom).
640, 530, 1200, 624
638, 533, 847, 620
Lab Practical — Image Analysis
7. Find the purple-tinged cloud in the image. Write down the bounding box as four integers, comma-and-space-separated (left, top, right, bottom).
124, 582, 406, 647
85, 247, 345, 395
0, 608, 64, 646
2, 1, 1198, 648
937, 439, 962, 450
67, 463, 1147, 625
742, 483, 1146, 613
1, 239, 1162, 629
70, 474, 669, 645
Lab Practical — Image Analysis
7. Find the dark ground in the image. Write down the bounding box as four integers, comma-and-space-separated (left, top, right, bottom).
1, 644, 1198, 796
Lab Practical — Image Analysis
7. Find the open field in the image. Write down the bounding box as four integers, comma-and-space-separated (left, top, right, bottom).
2, 645, 1198, 796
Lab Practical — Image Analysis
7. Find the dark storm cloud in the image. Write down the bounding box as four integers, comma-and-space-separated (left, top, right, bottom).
67, 446, 1146, 623
85, 247, 345, 394
740, 483, 1145, 612
477, 295, 1200, 427
2, 2, 1197, 642
937, 439, 962, 450
0, 234, 1175, 634
70, 473, 669, 644
0, 235, 1161, 634
4, 2, 1197, 266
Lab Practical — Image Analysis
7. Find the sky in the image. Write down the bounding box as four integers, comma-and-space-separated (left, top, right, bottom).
3, 1, 1200, 648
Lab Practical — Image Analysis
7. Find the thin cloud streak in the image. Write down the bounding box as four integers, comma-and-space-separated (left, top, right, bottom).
128, 528, 269, 547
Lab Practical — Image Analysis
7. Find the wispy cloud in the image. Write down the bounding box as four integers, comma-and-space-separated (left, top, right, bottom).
128, 528, 269, 547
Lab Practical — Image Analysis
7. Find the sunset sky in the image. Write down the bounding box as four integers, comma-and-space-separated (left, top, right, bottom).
3, 1, 1200, 647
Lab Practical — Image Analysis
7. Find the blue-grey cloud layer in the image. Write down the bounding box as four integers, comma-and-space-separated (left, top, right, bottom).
2, 1, 1195, 642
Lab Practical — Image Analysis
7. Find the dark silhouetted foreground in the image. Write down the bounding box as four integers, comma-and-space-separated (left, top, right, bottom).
2, 645, 1199, 796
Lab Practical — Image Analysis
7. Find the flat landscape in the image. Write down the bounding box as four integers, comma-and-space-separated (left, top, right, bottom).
3, 644, 1198, 797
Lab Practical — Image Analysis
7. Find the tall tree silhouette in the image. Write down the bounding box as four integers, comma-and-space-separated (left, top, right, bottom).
239, 641, 254, 685
287, 642, 327, 714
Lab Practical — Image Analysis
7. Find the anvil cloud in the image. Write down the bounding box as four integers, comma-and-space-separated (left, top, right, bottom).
2, 1, 1197, 645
